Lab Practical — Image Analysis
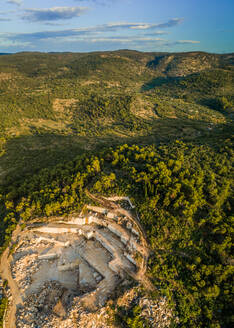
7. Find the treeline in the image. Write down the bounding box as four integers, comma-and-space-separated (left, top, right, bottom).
0, 140, 233, 327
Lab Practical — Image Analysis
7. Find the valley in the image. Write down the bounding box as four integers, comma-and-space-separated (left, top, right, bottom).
0, 50, 233, 184
0, 51, 233, 328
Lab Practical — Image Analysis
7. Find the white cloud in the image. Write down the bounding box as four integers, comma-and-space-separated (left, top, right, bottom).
23, 7, 89, 22
0, 22, 175, 43
7, 0, 22, 6
102, 19, 183, 30
177, 40, 200, 44
0, 17, 199, 52
89, 36, 165, 43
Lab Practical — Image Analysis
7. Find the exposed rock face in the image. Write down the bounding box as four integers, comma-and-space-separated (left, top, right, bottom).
2, 197, 177, 327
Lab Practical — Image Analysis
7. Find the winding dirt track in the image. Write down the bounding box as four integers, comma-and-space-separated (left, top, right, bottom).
0, 225, 23, 328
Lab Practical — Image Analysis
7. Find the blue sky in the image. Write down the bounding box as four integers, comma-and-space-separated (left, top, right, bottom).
0, 0, 233, 53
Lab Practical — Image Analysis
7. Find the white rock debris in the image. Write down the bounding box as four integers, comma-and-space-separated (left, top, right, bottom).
1, 196, 176, 328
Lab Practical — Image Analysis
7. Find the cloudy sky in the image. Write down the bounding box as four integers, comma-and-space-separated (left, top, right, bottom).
0, 0, 233, 53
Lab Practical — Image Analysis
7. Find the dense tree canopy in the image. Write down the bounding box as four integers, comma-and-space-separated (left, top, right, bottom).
0, 140, 233, 327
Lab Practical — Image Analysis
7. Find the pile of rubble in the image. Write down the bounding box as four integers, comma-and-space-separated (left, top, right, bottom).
12, 253, 40, 290
16, 280, 115, 328
139, 297, 179, 327
11, 238, 55, 292
16, 281, 69, 328
76, 305, 114, 328
117, 287, 179, 328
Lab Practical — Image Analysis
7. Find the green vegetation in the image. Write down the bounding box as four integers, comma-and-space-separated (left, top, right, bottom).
0, 50, 233, 327
115, 304, 150, 328
0, 298, 7, 328
0, 140, 233, 327
0, 51, 233, 184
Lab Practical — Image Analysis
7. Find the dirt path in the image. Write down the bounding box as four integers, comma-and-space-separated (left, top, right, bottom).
85, 190, 148, 247
0, 225, 23, 328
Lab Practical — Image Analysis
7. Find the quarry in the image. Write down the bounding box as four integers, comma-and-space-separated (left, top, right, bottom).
0, 194, 165, 328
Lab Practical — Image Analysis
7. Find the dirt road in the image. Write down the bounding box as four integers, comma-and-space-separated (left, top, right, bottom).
0, 225, 23, 328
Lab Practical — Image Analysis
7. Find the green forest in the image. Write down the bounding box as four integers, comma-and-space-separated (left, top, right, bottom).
0, 51, 233, 184
0, 51, 233, 327
0, 140, 233, 327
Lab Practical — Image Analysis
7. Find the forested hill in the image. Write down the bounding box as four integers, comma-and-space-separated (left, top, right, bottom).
0, 50, 233, 78
0, 141, 233, 327
0, 51, 233, 327
0, 50, 233, 184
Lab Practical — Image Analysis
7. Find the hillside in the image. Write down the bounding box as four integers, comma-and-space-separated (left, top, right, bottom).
0, 50, 233, 184
0, 141, 233, 328
0, 50, 233, 328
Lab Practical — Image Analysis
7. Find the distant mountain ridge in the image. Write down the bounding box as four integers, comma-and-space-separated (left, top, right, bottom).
0, 50, 233, 79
